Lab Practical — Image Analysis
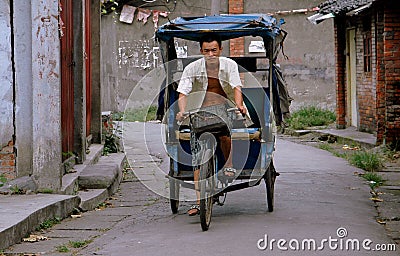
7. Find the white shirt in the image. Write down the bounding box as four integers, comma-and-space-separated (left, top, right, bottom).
177, 56, 242, 96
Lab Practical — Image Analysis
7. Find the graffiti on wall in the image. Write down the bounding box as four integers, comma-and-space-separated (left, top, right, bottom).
118, 40, 162, 70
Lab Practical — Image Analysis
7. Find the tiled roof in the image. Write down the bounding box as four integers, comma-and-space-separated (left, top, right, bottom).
318, 0, 377, 15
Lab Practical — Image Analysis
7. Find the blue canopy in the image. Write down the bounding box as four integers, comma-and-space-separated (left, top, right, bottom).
155, 14, 284, 43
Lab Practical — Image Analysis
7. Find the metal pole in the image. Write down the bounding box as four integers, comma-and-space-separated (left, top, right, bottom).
211, 0, 220, 15
269, 38, 275, 129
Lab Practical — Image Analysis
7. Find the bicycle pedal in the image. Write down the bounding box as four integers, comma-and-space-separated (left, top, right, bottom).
213, 196, 224, 206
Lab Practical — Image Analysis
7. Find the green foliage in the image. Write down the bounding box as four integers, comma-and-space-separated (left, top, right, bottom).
62, 151, 74, 158
10, 185, 24, 194
103, 133, 119, 155
36, 217, 61, 231
362, 172, 384, 189
349, 151, 382, 172
287, 106, 336, 130
69, 240, 92, 248
101, 0, 119, 15
0, 174, 7, 187
318, 144, 348, 159
333, 152, 348, 159
102, 116, 122, 156
38, 188, 54, 194
318, 143, 333, 151
382, 146, 399, 161
122, 105, 158, 122
57, 245, 70, 253
112, 111, 124, 121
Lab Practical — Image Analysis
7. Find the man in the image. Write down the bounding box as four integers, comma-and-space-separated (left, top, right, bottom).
175, 34, 246, 216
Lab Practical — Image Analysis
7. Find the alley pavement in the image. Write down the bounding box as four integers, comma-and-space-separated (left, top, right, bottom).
0, 122, 399, 255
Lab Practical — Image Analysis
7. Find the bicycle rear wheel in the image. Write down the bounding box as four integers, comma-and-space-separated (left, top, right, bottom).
169, 159, 180, 214
199, 149, 215, 231
264, 161, 276, 212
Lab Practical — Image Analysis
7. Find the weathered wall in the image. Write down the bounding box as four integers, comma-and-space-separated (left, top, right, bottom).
101, 0, 228, 112
31, 0, 62, 190
1, 0, 101, 187
14, 1, 34, 177
101, 0, 335, 113
0, 0, 15, 178
0, 1, 13, 148
245, 0, 335, 110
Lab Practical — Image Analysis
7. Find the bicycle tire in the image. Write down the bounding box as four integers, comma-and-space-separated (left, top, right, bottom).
265, 161, 276, 212
199, 149, 215, 231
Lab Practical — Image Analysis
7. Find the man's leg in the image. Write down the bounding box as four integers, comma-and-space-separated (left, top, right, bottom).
219, 135, 235, 177
188, 168, 200, 216
194, 169, 200, 204
219, 135, 232, 166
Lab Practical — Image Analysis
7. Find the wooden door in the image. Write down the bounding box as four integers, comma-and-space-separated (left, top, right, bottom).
60, 0, 75, 158
85, 0, 92, 137
346, 28, 358, 127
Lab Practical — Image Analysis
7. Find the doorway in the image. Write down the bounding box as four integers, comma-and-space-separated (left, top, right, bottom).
60, 0, 75, 159
346, 28, 358, 127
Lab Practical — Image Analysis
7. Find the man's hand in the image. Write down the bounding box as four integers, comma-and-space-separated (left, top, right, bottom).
237, 105, 247, 115
176, 111, 185, 121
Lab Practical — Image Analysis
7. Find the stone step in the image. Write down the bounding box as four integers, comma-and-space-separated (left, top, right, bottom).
0, 150, 126, 250
76, 152, 126, 212
0, 194, 80, 250
78, 189, 109, 212
61, 144, 104, 195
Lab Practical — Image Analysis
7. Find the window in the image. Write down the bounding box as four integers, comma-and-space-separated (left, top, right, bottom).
362, 17, 372, 73
363, 33, 372, 73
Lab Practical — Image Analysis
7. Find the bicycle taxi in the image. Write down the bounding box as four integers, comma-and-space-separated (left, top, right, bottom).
155, 14, 287, 231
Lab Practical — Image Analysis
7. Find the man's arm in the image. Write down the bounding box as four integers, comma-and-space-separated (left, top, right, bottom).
226, 58, 246, 114
176, 93, 187, 121
234, 86, 246, 114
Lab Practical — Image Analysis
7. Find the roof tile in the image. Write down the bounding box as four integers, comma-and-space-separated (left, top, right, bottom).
318, 0, 376, 15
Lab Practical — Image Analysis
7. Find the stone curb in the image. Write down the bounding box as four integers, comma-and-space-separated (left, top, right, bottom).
0, 195, 80, 250
78, 153, 126, 212
0, 151, 127, 250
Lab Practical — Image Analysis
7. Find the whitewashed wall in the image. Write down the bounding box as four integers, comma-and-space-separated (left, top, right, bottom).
0, 0, 14, 148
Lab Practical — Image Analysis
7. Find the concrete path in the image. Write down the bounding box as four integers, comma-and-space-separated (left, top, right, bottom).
3, 122, 399, 255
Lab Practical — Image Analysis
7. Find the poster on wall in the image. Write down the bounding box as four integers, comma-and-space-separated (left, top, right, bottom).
176, 45, 188, 58
249, 41, 265, 53
120, 5, 136, 24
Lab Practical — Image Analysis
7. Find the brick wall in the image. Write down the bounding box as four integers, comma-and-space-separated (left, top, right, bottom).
355, 16, 377, 133
0, 140, 16, 180
335, 2, 400, 145
376, 7, 385, 144
383, 1, 400, 145
228, 0, 243, 15
334, 18, 347, 129
229, 0, 244, 57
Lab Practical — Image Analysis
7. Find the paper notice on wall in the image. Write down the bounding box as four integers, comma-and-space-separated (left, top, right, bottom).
153, 10, 169, 29
120, 5, 136, 24
249, 41, 265, 53
137, 8, 152, 24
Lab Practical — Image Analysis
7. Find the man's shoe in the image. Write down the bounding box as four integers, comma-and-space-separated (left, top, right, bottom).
187, 204, 200, 216
223, 167, 236, 177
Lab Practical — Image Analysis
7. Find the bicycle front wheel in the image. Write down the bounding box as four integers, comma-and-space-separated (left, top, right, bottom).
199, 149, 215, 231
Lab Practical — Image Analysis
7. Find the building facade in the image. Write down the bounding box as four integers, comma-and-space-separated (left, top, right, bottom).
0, 0, 102, 191
100, 0, 335, 113
314, 0, 400, 145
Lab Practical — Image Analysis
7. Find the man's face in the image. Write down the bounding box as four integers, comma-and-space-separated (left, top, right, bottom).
200, 41, 222, 63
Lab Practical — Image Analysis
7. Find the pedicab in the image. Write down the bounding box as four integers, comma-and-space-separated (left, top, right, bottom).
155, 14, 287, 231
